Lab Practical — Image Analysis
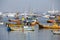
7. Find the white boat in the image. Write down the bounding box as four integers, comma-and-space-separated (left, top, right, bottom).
0, 22, 4, 25
24, 26, 34, 31
53, 31, 60, 35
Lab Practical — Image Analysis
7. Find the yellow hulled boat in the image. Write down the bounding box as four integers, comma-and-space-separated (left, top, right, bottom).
6, 23, 34, 31
38, 23, 60, 29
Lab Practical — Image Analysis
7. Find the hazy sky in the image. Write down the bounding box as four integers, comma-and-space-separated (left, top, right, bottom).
0, 0, 60, 12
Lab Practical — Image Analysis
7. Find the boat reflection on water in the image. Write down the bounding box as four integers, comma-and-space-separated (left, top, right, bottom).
1, 25, 60, 40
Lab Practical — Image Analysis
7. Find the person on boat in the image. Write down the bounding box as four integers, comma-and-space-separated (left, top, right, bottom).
25, 17, 33, 26
15, 12, 19, 19
21, 15, 26, 23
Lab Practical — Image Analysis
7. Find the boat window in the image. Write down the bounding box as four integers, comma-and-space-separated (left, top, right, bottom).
27, 18, 32, 20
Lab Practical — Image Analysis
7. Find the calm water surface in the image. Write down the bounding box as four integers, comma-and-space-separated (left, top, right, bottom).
0, 25, 60, 40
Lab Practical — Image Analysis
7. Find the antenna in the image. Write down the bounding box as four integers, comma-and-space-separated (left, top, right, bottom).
52, 0, 55, 14
48, 0, 59, 14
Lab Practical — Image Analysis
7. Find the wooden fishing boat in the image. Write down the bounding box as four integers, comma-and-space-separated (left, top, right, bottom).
6, 23, 34, 31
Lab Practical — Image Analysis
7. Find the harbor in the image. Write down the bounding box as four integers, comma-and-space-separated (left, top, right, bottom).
0, 15, 60, 40
0, 0, 60, 40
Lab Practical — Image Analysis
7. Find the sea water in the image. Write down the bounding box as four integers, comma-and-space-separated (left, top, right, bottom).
0, 17, 60, 40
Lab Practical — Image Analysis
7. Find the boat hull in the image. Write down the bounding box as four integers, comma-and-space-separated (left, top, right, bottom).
6, 23, 34, 31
